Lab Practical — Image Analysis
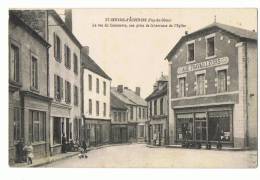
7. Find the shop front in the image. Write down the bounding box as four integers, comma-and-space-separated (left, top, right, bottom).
175, 105, 233, 146
111, 124, 128, 143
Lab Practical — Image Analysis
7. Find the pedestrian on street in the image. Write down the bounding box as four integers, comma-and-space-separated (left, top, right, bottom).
23, 142, 34, 165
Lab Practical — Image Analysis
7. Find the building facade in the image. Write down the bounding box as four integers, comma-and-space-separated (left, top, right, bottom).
81, 47, 112, 147
111, 85, 148, 143
12, 10, 83, 155
9, 13, 51, 164
165, 22, 257, 149
110, 93, 128, 143
146, 74, 168, 146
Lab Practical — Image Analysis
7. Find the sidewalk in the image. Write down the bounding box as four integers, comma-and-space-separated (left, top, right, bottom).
12, 143, 132, 168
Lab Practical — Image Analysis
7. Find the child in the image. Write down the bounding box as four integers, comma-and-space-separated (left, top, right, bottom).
23, 142, 34, 165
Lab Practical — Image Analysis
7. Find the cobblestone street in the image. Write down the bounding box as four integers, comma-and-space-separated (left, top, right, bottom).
43, 144, 257, 168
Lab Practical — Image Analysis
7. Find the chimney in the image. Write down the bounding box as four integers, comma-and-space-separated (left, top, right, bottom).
135, 87, 140, 96
81, 46, 89, 56
64, 9, 72, 31
185, 31, 188, 35
124, 87, 128, 90
117, 85, 123, 93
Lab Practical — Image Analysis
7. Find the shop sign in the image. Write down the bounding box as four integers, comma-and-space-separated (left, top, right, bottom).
177, 56, 229, 74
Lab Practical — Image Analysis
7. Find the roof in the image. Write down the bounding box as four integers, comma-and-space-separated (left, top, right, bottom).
111, 87, 136, 105
48, 10, 82, 49
165, 22, 257, 60
122, 88, 147, 106
81, 52, 112, 80
146, 83, 167, 101
9, 12, 50, 47
111, 93, 128, 110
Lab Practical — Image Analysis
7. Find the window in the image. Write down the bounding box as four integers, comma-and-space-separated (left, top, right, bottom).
207, 37, 215, 57
64, 45, 71, 69
96, 78, 99, 93
130, 106, 133, 120
179, 77, 186, 97
74, 85, 78, 106
118, 112, 122, 122
160, 98, 164, 115
13, 108, 21, 141
29, 110, 46, 143
88, 74, 92, 91
139, 107, 141, 119
218, 70, 227, 93
139, 125, 144, 137
150, 101, 152, 116
154, 100, 157, 115
187, 43, 195, 62
65, 81, 71, 104
96, 101, 99, 116
103, 102, 106, 117
31, 56, 38, 89
73, 53, 78, 74
54, 33, 61, 62
89, 99, 92, 115
123, 112, 126, 121
197, 74, 205, 95
10, 44, 19, 82
103, 81, 106, 96
143, 108, 145, 119
54, 75, 63, 101
114, 112, 117, 121
176, 113, 193, 141
53, 117, 61, 144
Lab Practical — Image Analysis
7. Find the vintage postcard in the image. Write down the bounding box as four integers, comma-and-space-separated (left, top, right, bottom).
8, 8, 257, 168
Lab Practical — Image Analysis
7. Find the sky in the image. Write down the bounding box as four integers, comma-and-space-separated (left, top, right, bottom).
59, 8, 257, 98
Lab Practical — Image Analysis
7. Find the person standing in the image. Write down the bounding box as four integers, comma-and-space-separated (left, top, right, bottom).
61, 134, 67, 153
23, 142, 34, 165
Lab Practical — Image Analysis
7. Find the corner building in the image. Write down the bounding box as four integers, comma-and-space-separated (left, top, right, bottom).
165, 22, 257, 149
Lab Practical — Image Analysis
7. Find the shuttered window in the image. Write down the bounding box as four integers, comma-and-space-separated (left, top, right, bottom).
53, 33, 61, 62
54, 75, 63, 101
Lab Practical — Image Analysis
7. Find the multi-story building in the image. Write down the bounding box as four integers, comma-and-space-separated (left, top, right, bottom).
110, 93, 128, 143
9, 13, 51, 164
81, 47, 112, 147
165, 22, 257, 149
13, 10, 83, 155
111, 85, 148, 142
146, 74, 168, 146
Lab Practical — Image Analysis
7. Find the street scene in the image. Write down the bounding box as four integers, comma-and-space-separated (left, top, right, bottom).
8, 9, 257, 168
43, 144, 257, 168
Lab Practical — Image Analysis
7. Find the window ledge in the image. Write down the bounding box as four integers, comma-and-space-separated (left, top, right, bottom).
205, 55, 217, 60
186, 60, 196, 64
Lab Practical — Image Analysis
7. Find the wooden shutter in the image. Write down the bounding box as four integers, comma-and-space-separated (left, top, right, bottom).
60, 77, 63, 99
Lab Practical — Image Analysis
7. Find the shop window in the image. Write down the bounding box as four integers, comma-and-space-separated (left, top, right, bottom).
10, 44, 20, 82
13, 108, 21, 141
31, 56, 38, 90
196, 74, 205, 95
154, 100, 157, 115
64, 44, 71, 69
73, 53, 78, 74
187, 43, 195, 62
54, 75, 63, 101
96, 101, 99, 116
53, 117, 61, 144
96, 78, 99, 94
88, 74, 92, 91
176, 114, 193, 141
65, 80, 71, 104
207, 37, 215, 57
89, 99, 92, 115
54, 33, 61, 62
218, 70, 227, 93
208, 111, 231, 142
194, 113, 207, 141
178, 77, 186, 97
29, 110, 46, 143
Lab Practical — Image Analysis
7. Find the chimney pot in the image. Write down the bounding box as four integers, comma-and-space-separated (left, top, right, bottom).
135, 87, 140, 96
117, 85, 123, 93
185, 31, 188, 35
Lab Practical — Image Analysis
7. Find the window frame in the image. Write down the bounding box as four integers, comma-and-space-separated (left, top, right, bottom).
74, 85, 79, 106
73, 53, 78, 75
96, 78, 99, 94
103, 81, 106, 96
54, 33, 62, 62
31, 54, 38, 90
186, 40, 195, 63
89, 99, 92, 115
9, 42, 20, 83
217, 68, 228, 93
205, 33, 216, 59
64, 44, 71, 69
178, 77, 186, 97
88, 74, 92, 91
196, 72, 206, 96
96, 100, 99, 116
65, 80, 71, 104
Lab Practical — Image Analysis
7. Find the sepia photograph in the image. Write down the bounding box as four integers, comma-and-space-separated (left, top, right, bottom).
7, 7, 257, 169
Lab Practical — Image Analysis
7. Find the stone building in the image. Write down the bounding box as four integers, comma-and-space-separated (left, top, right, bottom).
146, 73, 169, 146
9, 13, 51, 164
111, 86, 148, 142
12, 10, 83, 155
81, 47, 112, 147
110, 93, 128, 143
165, 22, 257, 149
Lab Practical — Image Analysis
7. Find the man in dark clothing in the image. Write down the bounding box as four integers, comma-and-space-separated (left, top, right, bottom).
61, 134, 67, 153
